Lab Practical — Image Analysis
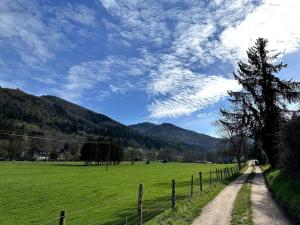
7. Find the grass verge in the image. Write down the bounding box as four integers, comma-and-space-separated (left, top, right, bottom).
145, 173, 242, 225
262, 165, 300, 224
231, 167, 255, 225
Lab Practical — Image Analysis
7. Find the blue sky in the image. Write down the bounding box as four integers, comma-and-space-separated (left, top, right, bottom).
0, 0, 300, 137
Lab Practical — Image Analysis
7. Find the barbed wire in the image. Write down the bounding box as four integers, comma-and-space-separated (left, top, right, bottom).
37, 194, 135, 225
86, 208, 137, 225
38, 167, 238, 224
39, 215, 63, 225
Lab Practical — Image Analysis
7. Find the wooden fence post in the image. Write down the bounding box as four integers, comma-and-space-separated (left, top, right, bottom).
224, 168, 227, 180
199, 172, 202, 191
59, 210, 66, 225
191, 175, 194, 196
216, 169, 219, 182
220, 169, 223, 181
209, 171, 212, 188
172, 179, 176, 210
231, 167, 233, 177
137, 184, 143, 225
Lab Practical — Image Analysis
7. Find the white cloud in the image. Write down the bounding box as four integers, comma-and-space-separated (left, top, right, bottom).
173, 23, 216, 65
62, 53, 158, 101
0, 0, 96, 66
100, 0, 259, 63
0, 11, 56, 64
65, 61, 109, 90
167, 0, 260, 67
51, 4, 96, 26
135, 1, 256, 118
99, 0, 172, 46
98, 0, 300, 118
100, 0, 119, 9
148, 67, 241, 118
217, 0, 300, 62
197, 112, 213, 118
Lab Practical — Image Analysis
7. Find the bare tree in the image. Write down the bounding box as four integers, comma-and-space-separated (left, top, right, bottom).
216, 120, 247, 168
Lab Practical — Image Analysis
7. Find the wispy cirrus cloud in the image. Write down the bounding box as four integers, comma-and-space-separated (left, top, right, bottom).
95, 0, 261, 118
62, 52, 158, 101
100, 0, 172, 47
97, 0, 300, 119
0, 0, 97, 66
148, 66, 241, 118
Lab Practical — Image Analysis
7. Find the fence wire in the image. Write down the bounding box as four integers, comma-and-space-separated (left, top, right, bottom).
35, 165, 239, 225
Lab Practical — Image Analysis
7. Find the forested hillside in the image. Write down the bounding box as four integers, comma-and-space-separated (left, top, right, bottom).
130, 122, 219, 150
0, 88, 220, 161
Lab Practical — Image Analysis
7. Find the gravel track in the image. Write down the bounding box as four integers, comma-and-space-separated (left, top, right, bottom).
192, 167, 252, 225
251, 166, 292, 225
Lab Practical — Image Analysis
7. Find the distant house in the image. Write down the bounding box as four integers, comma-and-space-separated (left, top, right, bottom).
33, 151, 50, 161
232, 159, 238, 163
158, 159, 168, 163
195, 160, 212, 164
57, 152, 66, 161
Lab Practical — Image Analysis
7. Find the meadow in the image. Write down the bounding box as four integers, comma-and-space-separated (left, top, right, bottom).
0, 161, 234, 225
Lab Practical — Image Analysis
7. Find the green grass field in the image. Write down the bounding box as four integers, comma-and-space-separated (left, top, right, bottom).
0, 161, 234, 225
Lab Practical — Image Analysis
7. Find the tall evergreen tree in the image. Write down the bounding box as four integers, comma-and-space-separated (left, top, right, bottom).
221, 38, 300, 168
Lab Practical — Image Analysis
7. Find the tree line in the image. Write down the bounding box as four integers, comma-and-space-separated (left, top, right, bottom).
80, 138, 123, 165
218, 38, 300, 178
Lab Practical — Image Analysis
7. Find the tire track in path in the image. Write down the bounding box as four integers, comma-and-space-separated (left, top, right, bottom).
192, 167, 251, 225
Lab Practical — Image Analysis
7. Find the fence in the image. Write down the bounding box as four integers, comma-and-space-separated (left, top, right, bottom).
39, 165, 239, 225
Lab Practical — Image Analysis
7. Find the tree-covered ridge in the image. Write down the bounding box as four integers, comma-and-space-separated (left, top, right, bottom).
130, 122, 219, 151
0, 87, 220, 161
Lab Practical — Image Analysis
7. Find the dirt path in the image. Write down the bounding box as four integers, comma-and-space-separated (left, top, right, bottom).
192, 167, 252, 225
251, 166, 292, 225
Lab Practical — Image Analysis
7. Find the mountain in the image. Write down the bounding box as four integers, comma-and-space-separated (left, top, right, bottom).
0, 87, 219, 153
0, 88, 121, 133
130, 122, 219, 150
0, 88, 149, 146
129, 122, 156, 132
